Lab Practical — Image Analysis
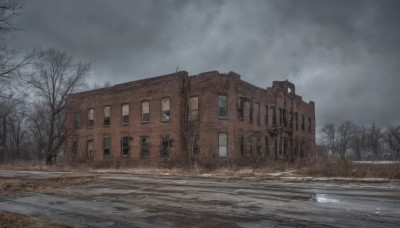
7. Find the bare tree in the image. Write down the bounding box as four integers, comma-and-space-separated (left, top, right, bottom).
27, 48, 90, 164
384, 126, 400, 160
337, 121, 356, 160
368, 122, 383, 159
351, 126, 368, 160
320, 123, 337, 156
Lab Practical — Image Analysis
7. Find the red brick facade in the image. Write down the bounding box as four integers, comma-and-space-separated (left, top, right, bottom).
65, 71, 315, 165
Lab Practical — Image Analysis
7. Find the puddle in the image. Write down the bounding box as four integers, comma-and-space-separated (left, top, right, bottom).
312, 194, 340, 203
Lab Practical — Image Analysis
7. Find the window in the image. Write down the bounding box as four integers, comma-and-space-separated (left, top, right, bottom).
121, 136, 130, 156
239, 135, 244, 155
140, 136, 149, 158
289, 111, 293, 130
87, 139, 93, 158
189, 96, 199, 119
308, 117, 312, 133
73, 111, 80, 129
103, 106, 110, 126
191, 134, 200, 155
279, 108, 282, 126
295, 112, 298, 131
249, 102, 253, 123
88, 108, 94, 128
161, 98, 170, 121
237, 97, 244, 120
161, 135, 169, 157
265, 105, 268, 126
103, 137, 110, 156
218, 133, 227, 157
72, 141, 78, 159
255, 103, 260, 125
271, 106, 276, 125
301, 114, 305, 131
265, 137, 269, 156
283, 109, 287, 127
218, 95, 227, 118
256, 136, 261, 155
142, 101, 150, 122
121, 104, 129, 124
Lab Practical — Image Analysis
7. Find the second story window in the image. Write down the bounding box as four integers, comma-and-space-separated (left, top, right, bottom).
301, 114, 305, 131
265, 105, 268, 126
249, 102, 253, 123
161, 98, 170, 121
103, 106, 110, 126
142, 101, 150, 122
121, 104, 129, 124
308, 117, 312, 133
218, 95, 227, 118
87, 139, 93, 158
88, 108, 94, 128
73, 111, 81, 129
271, 106, 276, 125
189, 96, 199, 119
103, 137, 110, 156
255, 103, 260, 125
295, 112, 298, 131
237, 97, 244, 120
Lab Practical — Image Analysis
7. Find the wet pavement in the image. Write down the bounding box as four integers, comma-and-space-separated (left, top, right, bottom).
0, 170, 399, 227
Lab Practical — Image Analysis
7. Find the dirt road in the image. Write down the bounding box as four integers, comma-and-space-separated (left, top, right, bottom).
0, 170, 399, 227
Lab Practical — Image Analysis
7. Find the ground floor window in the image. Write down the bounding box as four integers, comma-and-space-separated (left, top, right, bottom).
103, 137, 110, 156
140, 136, 150, 158
87, 140, 93, 158
161, 135, 169, 157
121, 136, 130, 156
218, 133, 227, 157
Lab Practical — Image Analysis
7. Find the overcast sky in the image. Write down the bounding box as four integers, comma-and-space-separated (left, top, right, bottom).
9, 0, 400, 129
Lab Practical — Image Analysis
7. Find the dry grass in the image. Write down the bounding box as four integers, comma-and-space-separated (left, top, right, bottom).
0, 211, 69, 228
0, 176, 98, 196
299, 160, 400, 179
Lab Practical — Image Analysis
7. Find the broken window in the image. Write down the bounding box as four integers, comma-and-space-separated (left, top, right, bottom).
161, 135, 169, 157
103, 106, 110, 126
121, 136, 130, 156
271, 106, 276, 125
249, 102, 253, 123
189, 96, 199, 119
72, 141, 78, 159
279, 108, 282, 126
121, 104, 129, 124
301, 114, 305, 131
218, 95, 227, 118
218, 133, 227, 157
140, 136, 149, 158
161, 98, 170, 122
289, 111, 293, 130
308, 117, 312, 133
87, 139, 93, 158
239, 135, 244, 155
103, 137, 110, 156
237, 97, 244, 120
88, 108, 94, 128
73, 111, 81, 129
256, 136, 261, 155
247, 135, 253, 155
255, 103, 260, 125
142, 101, 150, 122
283, 109, 287, 127
191, 134, 200, 155
265, 105, 268, 126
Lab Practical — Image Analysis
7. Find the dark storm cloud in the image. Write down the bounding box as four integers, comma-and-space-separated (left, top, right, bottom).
9, 0, 400, 129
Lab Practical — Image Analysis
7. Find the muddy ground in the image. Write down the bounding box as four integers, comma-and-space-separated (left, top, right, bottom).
0, 170, 399, 227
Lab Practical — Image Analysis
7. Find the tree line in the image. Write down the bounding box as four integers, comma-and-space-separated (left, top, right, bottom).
320, 121, 400, 160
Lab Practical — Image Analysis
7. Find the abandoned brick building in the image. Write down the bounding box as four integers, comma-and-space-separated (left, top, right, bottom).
65, 71, 316, 164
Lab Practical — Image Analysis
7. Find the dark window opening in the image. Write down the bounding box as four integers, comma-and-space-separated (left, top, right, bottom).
279, 108, 282, 126
265, 105, 268, 126
265, 137, 269, 156
191, 135, 200, 155
72, 141, 78, 159
121, 136, 130, 156
103, 137, 110, 156
308, 117, 312, 133
256, 136, 261, 155
239, 135, 244, 155
161, 135, 169, 157
249, 102, 253, 123
301, 114, 305, 131
104, 106, 110, 126
87, 140, 93, 158
88, 108, 94, 128
218, 95, 227, 118
237, 97, 244, 120
289, 111, 293, 130
279, 137, 283, 155
73, 111, 80, 129
295, 112, 298, 131
255, 103, 260, 125
140, 136, 150, 158
142, 101, 150, 123
271, 106, 276, 125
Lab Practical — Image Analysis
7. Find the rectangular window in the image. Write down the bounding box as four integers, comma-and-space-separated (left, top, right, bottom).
289, 111, 293, 130
161, 135, 169, 157
161, 98, 170, 121
88, 108, 94, 128
218, 133, 227, 156
103, 106, 110, 126
72, 141, 78, 159
140, 136, 149, 158
301, 114, 305, 131
279, 108, 282, 126
271, 106, 276, 125
142, 101, 150, 122
103, 137, 110, 156
295, 112, 298, 131
237, 97, 244, 120
239, 135, 244, 155
283, 109, 287, 127
256, 136, 261, 155
265, 105, 268, 126
255, 103, 260, 125
265, 137, 269, 156
121, 104, 129, 124
87, 139, 93, 158
121, 136, 130, 156
249, 102, 253, 123
189, 96, 199, 119
308, 117, 312, 133
73, 111, 81, 129
191, 134, 200, 155
218, 95, 227, 118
